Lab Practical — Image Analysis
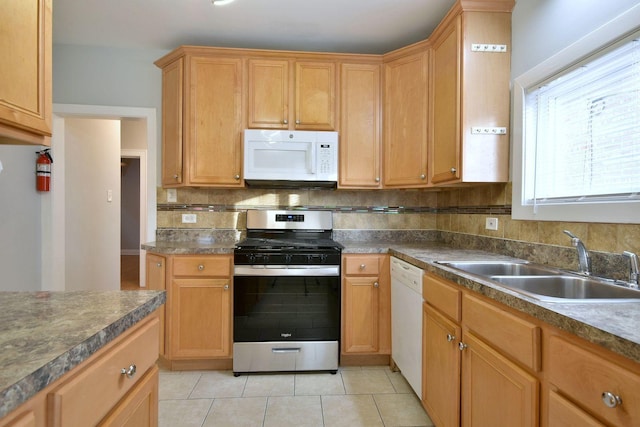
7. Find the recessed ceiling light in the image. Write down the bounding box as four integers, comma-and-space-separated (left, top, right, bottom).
212, 0, 236, 5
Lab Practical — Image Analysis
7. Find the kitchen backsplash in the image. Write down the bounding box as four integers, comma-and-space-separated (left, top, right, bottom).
156, 183, 640, 269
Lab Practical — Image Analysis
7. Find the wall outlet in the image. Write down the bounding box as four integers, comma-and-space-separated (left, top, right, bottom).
485, 217, 499, 231
182, 213, 197, 224
167, 188, 177, 203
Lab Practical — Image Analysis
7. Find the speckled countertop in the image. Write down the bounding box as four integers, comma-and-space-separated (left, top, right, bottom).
0, 290, 166, 419
142, 240, 234, 255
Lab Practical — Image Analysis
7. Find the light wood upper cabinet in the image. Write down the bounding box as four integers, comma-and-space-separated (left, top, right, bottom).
160, 58, 183, 187
247, 59, 290, 129
383, 47, 429, 187
0, 0, 52, 146
156, 54, 244, 187
339, 62, 382, 188
429, 9, 511, 185
247, 59, 336, 130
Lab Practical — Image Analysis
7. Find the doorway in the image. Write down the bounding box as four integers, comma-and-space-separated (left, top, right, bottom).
44, 104, 157, 292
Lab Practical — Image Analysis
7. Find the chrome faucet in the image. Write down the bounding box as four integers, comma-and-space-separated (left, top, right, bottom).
563, 230, 591, 275
622, 251, 639, 288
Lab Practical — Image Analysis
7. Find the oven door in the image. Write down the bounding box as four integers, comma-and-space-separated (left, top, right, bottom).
233, 267, 340, 343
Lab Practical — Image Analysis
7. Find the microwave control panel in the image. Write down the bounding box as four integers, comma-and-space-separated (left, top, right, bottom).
318, 144, 335, 175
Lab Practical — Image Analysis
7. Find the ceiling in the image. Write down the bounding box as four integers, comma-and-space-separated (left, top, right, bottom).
52, 0, 457, 55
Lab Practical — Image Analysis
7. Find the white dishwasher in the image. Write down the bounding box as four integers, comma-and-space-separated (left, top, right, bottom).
391, 256, 423, 399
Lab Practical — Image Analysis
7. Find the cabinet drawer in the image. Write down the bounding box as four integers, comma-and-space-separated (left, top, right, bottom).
548, 336, 640, 426
173, 255, 232, 277
49, 317, 159, 427
344, 255, 380, 276
423, 273, 461, 322
462, 294, 540, 372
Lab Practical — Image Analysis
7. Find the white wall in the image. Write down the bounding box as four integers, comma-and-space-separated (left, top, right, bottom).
511, 0, 640, 77
64, 118, 121, 291
0, 146, 42, 291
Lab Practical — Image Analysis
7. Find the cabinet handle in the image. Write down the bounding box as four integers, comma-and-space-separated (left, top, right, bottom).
198, 264, 205, 271
224, 284, 229, 290
420, 174, 426, 180
450, 167, 457, 174
458, 342, 468, 351
602, 391, 622, 408
283, 119, 288, 124
446, 334, 456, 342
375, 177, 380, 182
373, 282, 379, 288
173, 174, 179, 180
156, 262, 162, 268
234, 174, 240, 180
296, 119, 301, 125
120, 364, 137, 379
359, 264, 366, 270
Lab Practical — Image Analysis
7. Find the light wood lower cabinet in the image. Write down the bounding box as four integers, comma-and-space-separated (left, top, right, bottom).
0, 314, 160, 427
341, 254, 391, 362
422, 273, 540, 427
146, 253, 167, 357
149, 254, 233, 369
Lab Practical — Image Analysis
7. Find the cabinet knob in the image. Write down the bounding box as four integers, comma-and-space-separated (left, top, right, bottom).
156, 262, 162, 268
198, 264, 205, 271
450, 167, 457, 174
360, 264, 366, 270
375, 177, 380, 182
120, 364, 137, 379
602, 391, 622, 408
374, 282, 379, 288
283, 119, 288, 124
234, 174, 240, 180
173, 174, 179, 180
446, 334, 456, 342
296, 119, 301, 125
420, 174, 426, 180
458, 342, 468, 351
224, 284, 229, 290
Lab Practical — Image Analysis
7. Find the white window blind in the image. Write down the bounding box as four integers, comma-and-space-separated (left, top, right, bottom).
524, 36, 640, 208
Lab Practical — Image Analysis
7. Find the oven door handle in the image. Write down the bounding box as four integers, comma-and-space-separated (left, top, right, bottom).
234, 266, 340, 277
272, 347, 302, 353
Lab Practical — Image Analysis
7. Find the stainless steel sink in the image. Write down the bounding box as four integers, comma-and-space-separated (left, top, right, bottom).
436, 260, 640, 302
489, 275, 640, 302
438, 261, 558, 277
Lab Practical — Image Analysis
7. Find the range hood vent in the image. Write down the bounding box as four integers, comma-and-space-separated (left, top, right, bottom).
244, 179, 337, 190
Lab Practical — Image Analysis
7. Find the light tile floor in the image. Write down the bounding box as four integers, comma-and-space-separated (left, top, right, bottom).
159, 366, 434, 427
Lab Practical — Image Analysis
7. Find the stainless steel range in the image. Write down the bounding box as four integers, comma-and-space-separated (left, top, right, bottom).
233, 209, 342, 376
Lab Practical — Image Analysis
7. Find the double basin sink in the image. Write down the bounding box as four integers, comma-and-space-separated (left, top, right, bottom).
436, 261, 640, 303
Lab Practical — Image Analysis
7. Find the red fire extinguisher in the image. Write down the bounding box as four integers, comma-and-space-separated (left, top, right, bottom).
36, 149, 53, 192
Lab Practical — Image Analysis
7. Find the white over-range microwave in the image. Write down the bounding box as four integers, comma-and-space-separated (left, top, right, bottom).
243, 130, 339, 188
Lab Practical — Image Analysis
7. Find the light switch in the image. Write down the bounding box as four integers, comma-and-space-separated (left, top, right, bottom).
182, 214, 197, 224
167, 188, 177, 203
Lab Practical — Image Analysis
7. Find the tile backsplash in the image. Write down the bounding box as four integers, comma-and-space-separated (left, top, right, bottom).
156, 183, 639, 261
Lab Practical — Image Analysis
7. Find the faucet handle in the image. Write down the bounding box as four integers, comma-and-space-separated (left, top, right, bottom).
622, 251, 639, 286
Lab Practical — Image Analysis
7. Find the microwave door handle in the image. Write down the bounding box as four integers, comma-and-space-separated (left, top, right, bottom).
310, 143, 317, 175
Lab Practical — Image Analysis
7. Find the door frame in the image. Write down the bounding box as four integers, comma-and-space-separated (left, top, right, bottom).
45, 104, 157, 291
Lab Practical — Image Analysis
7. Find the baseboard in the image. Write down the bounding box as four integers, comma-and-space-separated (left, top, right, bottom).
121, 249, 140, 256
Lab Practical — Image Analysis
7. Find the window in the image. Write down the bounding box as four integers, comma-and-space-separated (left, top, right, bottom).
513, 11, 640, 224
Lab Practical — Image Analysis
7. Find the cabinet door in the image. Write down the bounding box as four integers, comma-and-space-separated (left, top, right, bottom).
146, 254, 166, 356
342, 276, 380, 353
547, 389, 604, 427
0, 0, 52, 144
98, 366, 159, 427
247, 59, 290, 129
294, 61, 336, 130
422, 304, 461, 427
430, 16, 461, 184
185, 56, 243, 186
160, 58, 184, 187
461, 331, 539, 427
339, 63, 382, 188
169, 278, 231, 358
383, 50, 429, 187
